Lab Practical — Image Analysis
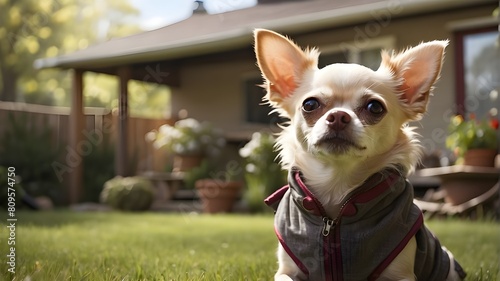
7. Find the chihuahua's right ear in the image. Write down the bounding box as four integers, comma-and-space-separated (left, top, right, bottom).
254, 29, 318, 113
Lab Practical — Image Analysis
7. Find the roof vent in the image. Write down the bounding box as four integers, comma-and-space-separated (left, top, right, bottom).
193, 1, 207, 14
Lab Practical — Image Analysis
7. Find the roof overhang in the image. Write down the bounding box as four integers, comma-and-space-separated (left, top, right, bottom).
34, 0, 495, 70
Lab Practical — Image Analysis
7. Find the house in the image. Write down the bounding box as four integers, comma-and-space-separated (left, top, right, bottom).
35, 0, 498, 203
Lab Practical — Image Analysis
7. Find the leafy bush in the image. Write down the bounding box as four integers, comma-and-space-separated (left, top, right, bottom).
182, 159, 212, 189
239, 132, 286, 212
83, 140, 115, 202
148, 118, 225, 156
100, 176, 154, 211
0, 113, 62, 204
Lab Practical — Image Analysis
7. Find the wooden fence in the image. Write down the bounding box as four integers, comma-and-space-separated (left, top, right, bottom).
0, 102, 173, 196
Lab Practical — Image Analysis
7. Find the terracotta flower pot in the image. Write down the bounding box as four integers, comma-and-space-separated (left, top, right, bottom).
442, 178, 496, 205
195, 179, 242, 213
464, 149, 497, 167
173, 154, 204, 172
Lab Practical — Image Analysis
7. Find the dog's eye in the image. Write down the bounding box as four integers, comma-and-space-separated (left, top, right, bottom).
302, 98, 320, 112
366, 100, 385, 114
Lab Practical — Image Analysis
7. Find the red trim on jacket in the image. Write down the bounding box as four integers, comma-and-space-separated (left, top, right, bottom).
274, 224, 310, 277
369, 212, 424, 280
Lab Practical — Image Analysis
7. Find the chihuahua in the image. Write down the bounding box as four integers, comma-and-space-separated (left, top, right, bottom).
255, 29, 465, 281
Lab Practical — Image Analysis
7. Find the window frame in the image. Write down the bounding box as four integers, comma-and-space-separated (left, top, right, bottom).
318, 36, 396, 68
453, 25, 497, 116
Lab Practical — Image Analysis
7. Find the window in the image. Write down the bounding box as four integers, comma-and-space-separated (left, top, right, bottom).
318, 37, 395, 70
244, 77, 284, 125
318, 52, 348, 67
454, 27, 499, 118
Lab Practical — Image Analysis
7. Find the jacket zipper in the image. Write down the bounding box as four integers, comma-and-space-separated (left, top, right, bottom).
322, 217, 335, 236
322, 216, 340, 281
322, 197, 355, 281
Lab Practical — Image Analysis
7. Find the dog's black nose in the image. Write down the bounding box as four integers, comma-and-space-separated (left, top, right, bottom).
326, 111, 351, 131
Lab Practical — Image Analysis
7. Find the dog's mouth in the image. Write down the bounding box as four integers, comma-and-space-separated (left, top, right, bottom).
315, 133, 366, 154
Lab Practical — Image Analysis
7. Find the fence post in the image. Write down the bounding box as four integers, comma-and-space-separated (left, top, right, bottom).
69, 69, 84, 204
116, 66, 131, 176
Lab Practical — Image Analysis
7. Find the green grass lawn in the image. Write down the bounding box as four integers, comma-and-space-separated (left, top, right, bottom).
0, 212, 498, 281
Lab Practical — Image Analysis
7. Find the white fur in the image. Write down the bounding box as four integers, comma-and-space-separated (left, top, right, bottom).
379, 237, 417, 280
275, 244, 307, 281
254, 29, 459, 281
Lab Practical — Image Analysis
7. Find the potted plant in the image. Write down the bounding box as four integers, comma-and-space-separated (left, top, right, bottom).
147, 118, 226, 172
195, 162, 243, 213
445, 113, 499, 167
239, 132, 287, 212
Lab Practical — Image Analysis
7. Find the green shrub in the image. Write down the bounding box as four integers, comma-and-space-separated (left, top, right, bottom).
239, 132, 287, 213
182, 159, 212, 189
100, 176, 154, 211
0, 113, 62, 204
83, 140, 115, 202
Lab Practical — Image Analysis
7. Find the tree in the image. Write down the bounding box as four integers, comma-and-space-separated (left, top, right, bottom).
83, 72, 171, 119
0, 0, 141, 103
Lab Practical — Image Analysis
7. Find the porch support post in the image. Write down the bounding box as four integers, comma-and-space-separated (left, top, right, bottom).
116, 66, 131, 176
69, 69, 84, 204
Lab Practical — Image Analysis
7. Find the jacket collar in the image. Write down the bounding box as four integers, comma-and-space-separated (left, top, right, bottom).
288, 167, 404, 218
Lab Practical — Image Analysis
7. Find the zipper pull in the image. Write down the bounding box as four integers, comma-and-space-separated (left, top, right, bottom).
322, 217, 335, 236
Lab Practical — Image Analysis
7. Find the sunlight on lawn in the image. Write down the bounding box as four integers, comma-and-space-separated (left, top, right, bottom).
0, 212, 498, 281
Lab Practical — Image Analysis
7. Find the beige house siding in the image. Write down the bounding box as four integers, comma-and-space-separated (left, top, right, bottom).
171, 57, 262, 135
170, 4, 495, 155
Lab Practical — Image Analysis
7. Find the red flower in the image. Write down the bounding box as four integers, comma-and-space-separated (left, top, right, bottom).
490, 118, 499, 130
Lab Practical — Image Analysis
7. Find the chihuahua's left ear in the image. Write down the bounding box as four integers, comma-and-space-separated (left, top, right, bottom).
254, 29, 318, 114
380, 40, 448, 119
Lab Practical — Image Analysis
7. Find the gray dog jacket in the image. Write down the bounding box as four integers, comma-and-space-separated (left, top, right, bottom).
265, 168, 466, 281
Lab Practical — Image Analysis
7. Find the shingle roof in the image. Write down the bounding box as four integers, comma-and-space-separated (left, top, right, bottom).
34, 0, 491, 69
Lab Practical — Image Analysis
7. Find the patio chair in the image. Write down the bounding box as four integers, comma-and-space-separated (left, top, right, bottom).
414, 180, 500, 219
